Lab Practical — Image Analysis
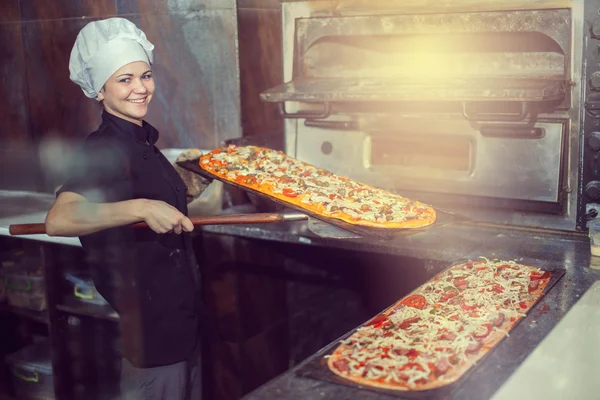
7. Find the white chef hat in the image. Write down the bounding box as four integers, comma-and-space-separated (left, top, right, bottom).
69, 17, 155, 100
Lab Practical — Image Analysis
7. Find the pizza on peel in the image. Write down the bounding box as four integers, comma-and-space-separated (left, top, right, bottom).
199, 145, 436, 229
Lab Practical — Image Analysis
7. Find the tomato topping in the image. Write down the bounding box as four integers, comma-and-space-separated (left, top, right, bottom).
400, 294, 427, 310
381, 347, 390, 359
365, 314, 387, 327
282, 188, 298, 197
519, 301, 528, 309
461, 303, 477, 311
373, 320, 391, 329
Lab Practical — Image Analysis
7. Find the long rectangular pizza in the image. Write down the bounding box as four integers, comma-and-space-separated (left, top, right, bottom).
199, 145, 436, 229
326, 258, 552, 391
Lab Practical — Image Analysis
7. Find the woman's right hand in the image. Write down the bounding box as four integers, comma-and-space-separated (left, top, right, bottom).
139, 199, 193, 234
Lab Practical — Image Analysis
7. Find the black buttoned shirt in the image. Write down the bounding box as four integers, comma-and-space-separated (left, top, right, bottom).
58, 111, 198, 368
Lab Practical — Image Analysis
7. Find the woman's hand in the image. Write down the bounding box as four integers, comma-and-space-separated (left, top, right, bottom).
139, 199, 193, 234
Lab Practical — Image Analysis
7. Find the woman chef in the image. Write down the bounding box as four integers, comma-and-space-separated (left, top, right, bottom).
46, 17, 203, 399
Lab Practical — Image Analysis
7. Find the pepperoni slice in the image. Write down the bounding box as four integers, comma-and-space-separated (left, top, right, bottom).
400, 294, 427, 310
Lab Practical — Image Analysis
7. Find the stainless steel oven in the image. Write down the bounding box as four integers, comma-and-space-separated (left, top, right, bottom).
260, 0, 600, 232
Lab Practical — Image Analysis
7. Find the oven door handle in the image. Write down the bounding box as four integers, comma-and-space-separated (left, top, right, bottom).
480, 125, 545, 139
303, 119, 358, 130
278, 102, 331, 119
462, 102, 529, 122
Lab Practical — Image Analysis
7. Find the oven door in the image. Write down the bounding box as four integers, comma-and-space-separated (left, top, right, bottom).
295, 117, 566, 206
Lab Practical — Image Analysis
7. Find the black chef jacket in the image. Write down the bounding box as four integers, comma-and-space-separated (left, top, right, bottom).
57, 111, 198, 368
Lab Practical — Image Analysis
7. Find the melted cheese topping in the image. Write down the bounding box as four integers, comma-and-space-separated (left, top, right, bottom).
332, 259, 545, 388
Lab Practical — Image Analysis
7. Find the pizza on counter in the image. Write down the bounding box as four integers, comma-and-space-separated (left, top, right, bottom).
199, 145, 436, 229
326, 258, 552, 391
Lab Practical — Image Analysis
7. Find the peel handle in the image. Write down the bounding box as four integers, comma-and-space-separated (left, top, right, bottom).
9, 213, 306, 235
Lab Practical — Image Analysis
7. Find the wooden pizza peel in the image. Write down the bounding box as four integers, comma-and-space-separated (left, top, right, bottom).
10, 152, 466, 240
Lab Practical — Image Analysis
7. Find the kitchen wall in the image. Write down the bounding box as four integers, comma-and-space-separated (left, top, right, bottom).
0, 0, 242, 147
237, 0, 283, 140
0, 0, 284, 192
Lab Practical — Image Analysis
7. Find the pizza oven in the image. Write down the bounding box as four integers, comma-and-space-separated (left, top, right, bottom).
260, 0, 600, 232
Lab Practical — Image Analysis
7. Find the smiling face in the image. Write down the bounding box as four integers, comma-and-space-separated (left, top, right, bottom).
97, 61, 154, 126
